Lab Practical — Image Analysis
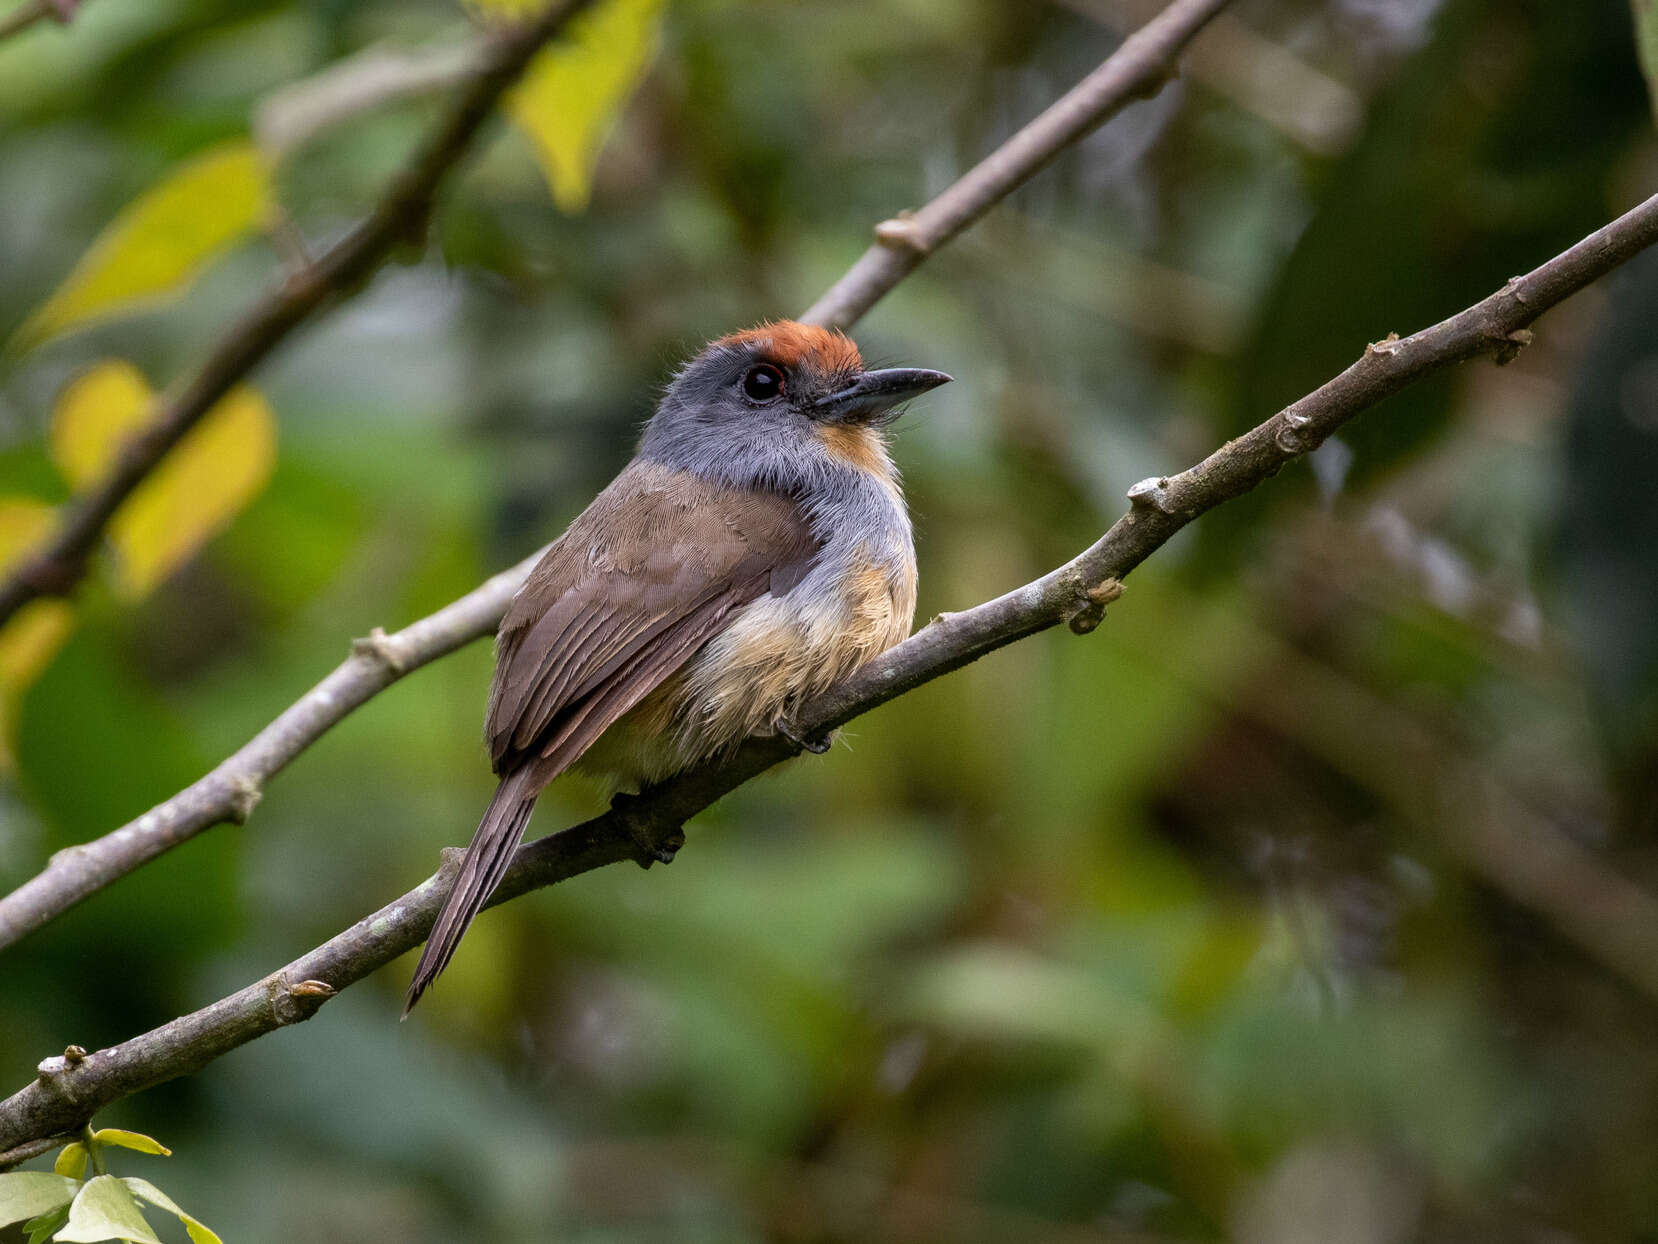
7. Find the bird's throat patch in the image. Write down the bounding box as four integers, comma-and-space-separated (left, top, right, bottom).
817, 422, 889, 476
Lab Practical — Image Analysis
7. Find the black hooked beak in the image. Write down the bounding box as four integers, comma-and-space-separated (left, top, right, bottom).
812, 367, 952, 424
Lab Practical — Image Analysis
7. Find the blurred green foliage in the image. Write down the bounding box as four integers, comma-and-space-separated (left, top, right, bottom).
4, 1, 1658, 1241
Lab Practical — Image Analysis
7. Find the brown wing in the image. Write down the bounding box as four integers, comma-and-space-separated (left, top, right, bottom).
485, 459, 818, 783
404, 462, 816, 1015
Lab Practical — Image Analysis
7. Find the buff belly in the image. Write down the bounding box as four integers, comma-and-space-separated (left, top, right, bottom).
576, 557, 915, 789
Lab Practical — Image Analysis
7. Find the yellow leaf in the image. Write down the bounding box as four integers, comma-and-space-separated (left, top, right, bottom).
14, 142, 270, 350
0, 500, 76, 771
463, 0, 545, 16
49, 360, 277, 600
50, 360, 154, 492
52, 1142, 87, 1181
508, 0, 666, 212
92, 1129, 172, 1157
0, 599, 72, 709
0, 499, 58, 579
113, 385, 276, 598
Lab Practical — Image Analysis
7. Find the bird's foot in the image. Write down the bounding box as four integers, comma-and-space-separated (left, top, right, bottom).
609, 790, 685, 870
773, 715, 832, 755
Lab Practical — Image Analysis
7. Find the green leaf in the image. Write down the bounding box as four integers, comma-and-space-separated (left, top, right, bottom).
57, 1175, 162, 1244
122, 1179, 222, 1244
507, 0, 666, 211
24, 1204, 71, 1244
1635, 1, 1658, 125
13, 141, 270, 350
89, 1130, 171, 1158
51, 1144, 88, 1180
0, 1172, 78, 1230
49, 360, 278, 600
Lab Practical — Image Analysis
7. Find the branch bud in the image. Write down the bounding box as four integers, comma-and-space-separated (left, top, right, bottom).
1127, 477, 1175, 514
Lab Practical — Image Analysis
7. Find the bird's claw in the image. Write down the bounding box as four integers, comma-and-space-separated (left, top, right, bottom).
609, 790, 684, 870
774, 716, 832, 755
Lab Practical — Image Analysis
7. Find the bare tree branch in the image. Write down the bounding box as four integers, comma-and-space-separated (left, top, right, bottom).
0, 0, 78, 45
1056, 0, 1363, 156
1234, 629, 1658, 1006
0, 553, 544, 952
798, 0, 1234, 329
0, 0, 1239, 950
5, 188, 1658, 1159
253, 41, 485, 160
0, 0, 598, 631
0, 1133, 74, 1171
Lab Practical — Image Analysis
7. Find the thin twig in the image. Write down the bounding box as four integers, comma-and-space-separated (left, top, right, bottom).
1232, 629, 1658, 1004
798, 0, 1234, 329
1055, 0, 1363, 156
0, 0, 65, 44
0, 1132, 74, 1170
0, 0, 1238, 950
0, 553, 544, 951
0, 0, 598, 632
4, 189, 1658, 1157
254, 40, 486, 160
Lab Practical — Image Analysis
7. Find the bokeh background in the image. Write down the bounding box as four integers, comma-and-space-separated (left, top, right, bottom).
4, 0, 1658, 1240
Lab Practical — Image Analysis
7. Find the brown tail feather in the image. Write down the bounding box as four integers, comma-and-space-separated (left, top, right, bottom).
403, 768, 537, 1016
405, 596, 752, 1017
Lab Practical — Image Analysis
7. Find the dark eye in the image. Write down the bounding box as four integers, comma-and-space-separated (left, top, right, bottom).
741, 364, 785, 403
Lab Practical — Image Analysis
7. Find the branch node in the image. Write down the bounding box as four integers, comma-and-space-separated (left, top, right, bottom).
36, 1047, 91, 1094
269, 973, 337, 1025
609, 790, 685, 870
1493, 327, 1533, 366
1365, 332, 1403, 358
928, 610, 956, 628
1131, 62, 1178, 102
1126, 477, 1175, 514
1274, 409, 1319, 455
277, 261, 327, 305
226, 775, 263, 825
47, 842, 87, 869
1502, 275, 1531, 305
268, 207, 316, 278
874, 212, 931, 255
351, 626, 408, 673
1066, 578, 1124, 635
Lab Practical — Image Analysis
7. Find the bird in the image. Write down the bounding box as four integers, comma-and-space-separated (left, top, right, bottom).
403, 320, 950, 1013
